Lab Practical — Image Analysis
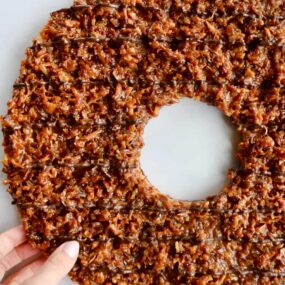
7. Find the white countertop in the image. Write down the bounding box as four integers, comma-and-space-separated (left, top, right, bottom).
0, 1, 237, 284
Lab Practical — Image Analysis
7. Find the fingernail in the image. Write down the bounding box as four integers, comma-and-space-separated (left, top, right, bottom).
61, 241, 79, 259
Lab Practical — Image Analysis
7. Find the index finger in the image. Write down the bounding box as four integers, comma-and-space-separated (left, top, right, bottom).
0, 226, 26, 259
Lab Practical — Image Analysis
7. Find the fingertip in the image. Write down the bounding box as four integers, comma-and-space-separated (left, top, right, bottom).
59, 241, 80, 259
20, 241, 80, 285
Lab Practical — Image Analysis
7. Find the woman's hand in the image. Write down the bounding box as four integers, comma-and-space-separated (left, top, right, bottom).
0, 226, 79, 285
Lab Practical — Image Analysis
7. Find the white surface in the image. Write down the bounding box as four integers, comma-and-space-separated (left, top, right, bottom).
141, 98, 237, 201
0, 1, 237, 284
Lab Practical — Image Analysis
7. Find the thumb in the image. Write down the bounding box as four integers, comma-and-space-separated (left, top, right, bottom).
22, 241, 79, 285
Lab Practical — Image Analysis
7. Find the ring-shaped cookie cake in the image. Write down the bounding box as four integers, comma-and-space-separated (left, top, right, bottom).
1, 0, 285, 284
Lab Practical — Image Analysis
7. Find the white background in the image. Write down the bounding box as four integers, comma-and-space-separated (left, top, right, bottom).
0, 1, 237, 284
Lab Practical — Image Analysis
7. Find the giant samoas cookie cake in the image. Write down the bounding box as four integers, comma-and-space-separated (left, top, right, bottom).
2, 0, 285, 284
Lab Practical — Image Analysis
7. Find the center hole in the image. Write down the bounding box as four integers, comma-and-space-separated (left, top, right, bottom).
140, 98, 239, 201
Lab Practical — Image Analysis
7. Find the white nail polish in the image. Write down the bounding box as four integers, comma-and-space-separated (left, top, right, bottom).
62, 241, 80, 259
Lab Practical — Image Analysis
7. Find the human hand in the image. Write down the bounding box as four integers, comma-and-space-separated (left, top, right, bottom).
0, 226, 79, 285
